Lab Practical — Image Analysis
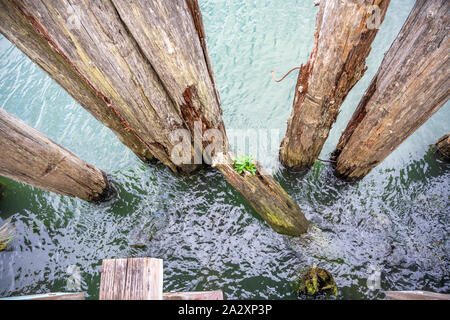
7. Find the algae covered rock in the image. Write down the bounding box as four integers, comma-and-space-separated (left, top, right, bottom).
0, 220, 14, 252
297, 263, 337, 297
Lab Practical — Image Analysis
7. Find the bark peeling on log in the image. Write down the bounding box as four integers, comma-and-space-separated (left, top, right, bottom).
181, 86, 212, 135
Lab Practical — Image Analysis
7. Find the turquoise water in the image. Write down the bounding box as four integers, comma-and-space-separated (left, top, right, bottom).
0, 0, 449, 299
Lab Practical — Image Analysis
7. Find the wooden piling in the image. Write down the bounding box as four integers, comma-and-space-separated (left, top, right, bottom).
0, 0, 216, 173
0, 0, 310, 235
216, 158, 310, 236
0, 109, 110, 202
331, 0, 450, 180
0, 0, 154, 164
435, 133, 450, 160
279, 0, 390, 171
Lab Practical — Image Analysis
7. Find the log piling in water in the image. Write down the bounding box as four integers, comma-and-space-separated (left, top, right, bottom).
0, 0, 154, 164
100, 257, 163, 300
279, 0, 390, 171
0, 292, 86, 300
331, 0, 450, 180
0, 109, 110, 202
0, 0, 219, 173
216, 157, 310, 236
435, 133, 450, 160
111, 0, 310, 235
0, 0, 310, 235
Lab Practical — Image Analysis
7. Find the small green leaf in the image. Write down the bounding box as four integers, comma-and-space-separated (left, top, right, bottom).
232, 155, 258, 176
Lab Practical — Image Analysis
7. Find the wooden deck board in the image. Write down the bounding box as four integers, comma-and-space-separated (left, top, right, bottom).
99, 257, 163, 300
163, 290, 224, 300
386, 290, 450, 300
0, 292, 85, 300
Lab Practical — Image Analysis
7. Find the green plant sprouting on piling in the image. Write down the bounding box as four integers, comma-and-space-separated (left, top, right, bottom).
233, 155, 257, 175
0, 220, 15, 251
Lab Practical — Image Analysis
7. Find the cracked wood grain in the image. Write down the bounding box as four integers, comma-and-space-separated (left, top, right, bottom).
280, 0, 390, 171
332, 0, 450, 180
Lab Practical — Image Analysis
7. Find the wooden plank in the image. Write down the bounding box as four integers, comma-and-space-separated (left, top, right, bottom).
99, 257, 163, 300
0, 0, 310, 236
0, 292, 85, 300
113, 259, 128, 300
216, 158, 310, 236
99, 258, 128, 300
124, 257, 143, 300
163, 290, 224, 300
144, 257, 164, 300
99, 259, 115, 300
386, 291, 450, 300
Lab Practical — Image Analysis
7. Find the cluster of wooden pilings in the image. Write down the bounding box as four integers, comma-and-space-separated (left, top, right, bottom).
280, 0, 449, 180
0, 0, 309, 236
0, 0, 448, 237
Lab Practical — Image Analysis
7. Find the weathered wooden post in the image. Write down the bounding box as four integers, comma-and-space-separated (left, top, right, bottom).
215, 157, 310, 235
279, 0, 390, 171
331, 0, 450, 180
0, 0, 310, 235
0, 0, 156, 165
0, 109, 110, 202
0, 0, 214, 173
435, 133, 450, 161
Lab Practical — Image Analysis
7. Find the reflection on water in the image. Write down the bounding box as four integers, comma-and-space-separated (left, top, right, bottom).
0, 0, 449, 299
